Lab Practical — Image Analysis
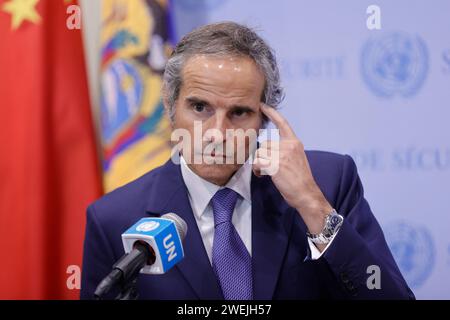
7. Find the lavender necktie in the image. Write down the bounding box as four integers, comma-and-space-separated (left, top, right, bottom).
211, 188, 253, 300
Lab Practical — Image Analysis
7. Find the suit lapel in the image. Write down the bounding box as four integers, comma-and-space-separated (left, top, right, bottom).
145, 159, 223, 299
251, 175, 293, 300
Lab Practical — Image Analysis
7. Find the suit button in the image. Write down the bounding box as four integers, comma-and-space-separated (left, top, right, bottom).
346, 282, 357, 295
346, 281, 355, 290
340, 272, 357, 295
340, 272, 350, 283
345, 280, 358, 296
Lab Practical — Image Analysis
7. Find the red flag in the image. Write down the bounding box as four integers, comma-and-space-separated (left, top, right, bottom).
0, 0, 102, 299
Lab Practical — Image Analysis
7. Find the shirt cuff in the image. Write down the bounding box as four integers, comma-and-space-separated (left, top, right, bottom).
307, 230, 339, 260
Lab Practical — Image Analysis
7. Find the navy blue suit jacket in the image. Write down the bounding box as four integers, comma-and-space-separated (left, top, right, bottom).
80, 151, 414, 300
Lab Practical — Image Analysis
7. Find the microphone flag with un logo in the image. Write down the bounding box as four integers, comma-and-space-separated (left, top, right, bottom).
122, 217, 185, 275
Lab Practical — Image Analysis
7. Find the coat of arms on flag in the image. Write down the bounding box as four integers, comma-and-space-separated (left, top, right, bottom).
101, 0, 172, 192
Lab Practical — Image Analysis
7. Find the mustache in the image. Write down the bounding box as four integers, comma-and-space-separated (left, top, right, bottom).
193, 142, 255, 157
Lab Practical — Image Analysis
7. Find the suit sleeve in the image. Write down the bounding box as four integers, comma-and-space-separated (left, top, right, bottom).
80, 204, 119, 300
318, 155, 415, 299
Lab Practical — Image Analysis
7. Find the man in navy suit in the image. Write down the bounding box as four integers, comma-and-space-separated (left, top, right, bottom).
81, 22, 414, 300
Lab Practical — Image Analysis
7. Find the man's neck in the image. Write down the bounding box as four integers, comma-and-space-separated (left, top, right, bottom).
187, 163, 241, 186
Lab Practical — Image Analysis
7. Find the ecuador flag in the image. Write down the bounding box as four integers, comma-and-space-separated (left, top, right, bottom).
100, 0, 172, 192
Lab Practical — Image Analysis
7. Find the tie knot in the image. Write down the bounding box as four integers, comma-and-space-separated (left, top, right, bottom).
211, 188, 239, 226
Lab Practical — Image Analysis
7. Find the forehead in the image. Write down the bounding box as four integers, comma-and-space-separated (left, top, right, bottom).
181, 55, 265, 102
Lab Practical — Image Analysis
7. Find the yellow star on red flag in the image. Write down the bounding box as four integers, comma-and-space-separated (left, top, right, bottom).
2, 0, 41, 30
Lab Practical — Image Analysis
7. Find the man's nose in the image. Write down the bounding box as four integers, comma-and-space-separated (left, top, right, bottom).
204, 112, 230, 143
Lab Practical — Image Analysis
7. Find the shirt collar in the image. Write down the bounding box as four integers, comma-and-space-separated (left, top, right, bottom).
180, 155, 252, 219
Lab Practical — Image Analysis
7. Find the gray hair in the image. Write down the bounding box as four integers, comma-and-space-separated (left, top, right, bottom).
162, 21, 284, 123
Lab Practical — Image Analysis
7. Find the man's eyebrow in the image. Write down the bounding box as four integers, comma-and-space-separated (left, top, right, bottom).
185, 96, 256, 111
185, 96, 210, 105
229, 105, 255, 112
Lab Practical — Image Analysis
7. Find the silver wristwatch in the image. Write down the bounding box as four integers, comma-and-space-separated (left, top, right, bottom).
307, 209, 344, 245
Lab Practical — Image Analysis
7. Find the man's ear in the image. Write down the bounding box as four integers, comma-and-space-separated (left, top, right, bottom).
162, 97, 169, 113
162, 95, 174, 124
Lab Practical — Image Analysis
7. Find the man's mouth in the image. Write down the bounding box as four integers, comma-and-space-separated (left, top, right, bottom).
194, 150, 232, 158
193, 152, 236, 164
210, 151, 227, 157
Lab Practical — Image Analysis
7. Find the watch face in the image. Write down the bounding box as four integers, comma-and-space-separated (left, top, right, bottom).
308, 212, 343, 243
329, 214, 343, 229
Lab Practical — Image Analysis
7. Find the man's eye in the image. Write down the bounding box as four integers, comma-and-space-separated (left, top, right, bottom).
193, 103, 206, 113
232, 109, 249, 117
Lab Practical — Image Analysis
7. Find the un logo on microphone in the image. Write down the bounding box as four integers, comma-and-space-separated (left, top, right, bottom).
136, 221, 160, 232
384, 222, 435, 288
361, 32, 428, 97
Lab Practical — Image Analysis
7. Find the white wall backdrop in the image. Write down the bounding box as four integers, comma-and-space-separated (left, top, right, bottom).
81, 0, 450, 299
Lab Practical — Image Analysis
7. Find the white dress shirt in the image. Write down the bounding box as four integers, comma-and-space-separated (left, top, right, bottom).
179, 156, 332, 263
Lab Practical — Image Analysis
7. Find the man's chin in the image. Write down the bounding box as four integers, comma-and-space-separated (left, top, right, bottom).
190, 163, 241, 186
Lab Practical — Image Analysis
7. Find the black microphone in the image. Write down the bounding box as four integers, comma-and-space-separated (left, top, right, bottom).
94, 213, 187, 299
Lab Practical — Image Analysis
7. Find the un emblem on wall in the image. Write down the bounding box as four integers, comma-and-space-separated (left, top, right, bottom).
361, 33, 428, 97
176, 0, 226, 11
384, 222, 435, 288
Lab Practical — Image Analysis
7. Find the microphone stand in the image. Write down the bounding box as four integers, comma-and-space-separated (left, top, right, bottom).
115, 277, 139, 300
95, 243, 150, 300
